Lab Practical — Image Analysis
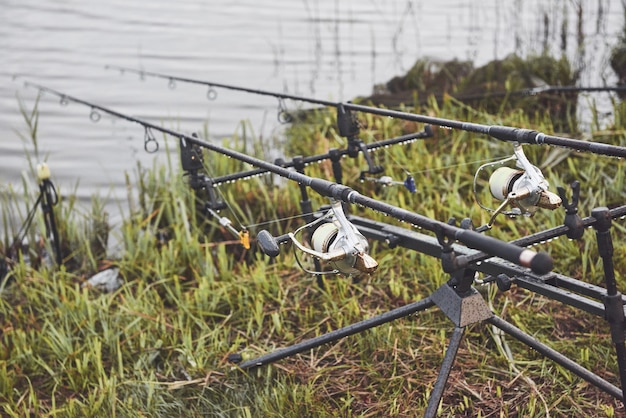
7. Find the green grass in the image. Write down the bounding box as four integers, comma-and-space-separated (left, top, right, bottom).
1, 92, 626, 417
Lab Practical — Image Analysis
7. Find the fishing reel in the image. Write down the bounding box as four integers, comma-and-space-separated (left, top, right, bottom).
257, 200, 378, 276
474, 143, 562, 227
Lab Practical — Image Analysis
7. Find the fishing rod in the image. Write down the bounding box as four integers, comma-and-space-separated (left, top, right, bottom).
509, 85, 626, 94
24, 81, 554, 275
30, 81, 626, 404
105, 65, 626, 158
419, 84, 626, 105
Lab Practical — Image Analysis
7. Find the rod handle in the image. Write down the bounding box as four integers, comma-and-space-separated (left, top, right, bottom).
488, 126, 539, 144
455, 229, 553, 275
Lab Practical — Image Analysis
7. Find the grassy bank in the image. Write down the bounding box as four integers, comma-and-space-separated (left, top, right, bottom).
1, 90, 626, 417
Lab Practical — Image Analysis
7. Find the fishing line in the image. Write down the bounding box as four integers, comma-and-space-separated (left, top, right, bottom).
462, 84, 626, 99
245, 209, 327, 229
365, 135, 507, 192
196, 144, 249, 232
410, 156, 507, 175
190, 133, 322, 234
359, 147, 415, 192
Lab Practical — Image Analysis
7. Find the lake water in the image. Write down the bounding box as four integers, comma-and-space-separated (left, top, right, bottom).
0, 0, 623, 233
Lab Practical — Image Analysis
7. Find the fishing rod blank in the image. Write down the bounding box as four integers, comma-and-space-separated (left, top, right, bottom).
25, 81, 553, 275
343, 102, 626, 158
105, 64, 626, 101
105, 65, 626, 158
425, 85, 626, 105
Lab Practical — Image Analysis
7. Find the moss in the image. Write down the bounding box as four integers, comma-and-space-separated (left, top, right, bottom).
361, 53, 578, 133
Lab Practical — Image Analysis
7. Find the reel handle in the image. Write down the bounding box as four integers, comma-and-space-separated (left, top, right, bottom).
256, 230, 291, 257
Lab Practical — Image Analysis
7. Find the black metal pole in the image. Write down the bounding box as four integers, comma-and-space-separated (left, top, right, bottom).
106, 65, 626, 98
40, 179, 62, 265
237, 297, 435, 370
105, 64, 339, 107
342, 103, 626, 158
591, 207, 626, 401
487, 315, 624, 400
107, 65, 626, 103
291, 155, 323, 286
211, 129, 432, 186
424, 326, 465, 418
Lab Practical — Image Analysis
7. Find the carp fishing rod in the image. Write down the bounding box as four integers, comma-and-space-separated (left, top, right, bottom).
419, 84, 626, 105
105, 64, 626, 158
504, 85, 626, 94
391, 84, 626, 112
25, 81, 554, 275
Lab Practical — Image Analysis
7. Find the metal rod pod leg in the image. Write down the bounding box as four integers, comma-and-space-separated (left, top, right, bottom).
488, 315, 624, 401
424, 326, 465, 418
236, 297, 435, 370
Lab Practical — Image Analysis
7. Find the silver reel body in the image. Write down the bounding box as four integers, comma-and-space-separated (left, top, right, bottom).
475, 143, 561, 227
289, 200, 378, 275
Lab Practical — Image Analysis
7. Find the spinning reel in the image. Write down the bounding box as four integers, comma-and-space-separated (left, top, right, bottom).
474, 143, 562, 228
257, 200, 378, 276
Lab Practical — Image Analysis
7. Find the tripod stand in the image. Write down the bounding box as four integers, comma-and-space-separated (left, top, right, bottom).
233, 200, 626, 416
4, 163, 62, 268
